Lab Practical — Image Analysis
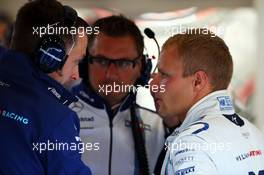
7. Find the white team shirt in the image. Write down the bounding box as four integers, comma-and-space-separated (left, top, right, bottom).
161, 90, 264, 175
70, 87, 165, 175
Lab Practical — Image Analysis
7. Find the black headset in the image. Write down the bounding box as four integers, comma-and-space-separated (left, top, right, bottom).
137, 55, 152, 86
34, 5, 78, 73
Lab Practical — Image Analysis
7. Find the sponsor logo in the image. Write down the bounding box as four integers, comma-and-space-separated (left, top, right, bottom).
248, 170, 264, 175
125, 119, 151, 132
0, 80, 10, 87
175, 166, 195, 175
174, 148, 195, 156
80, 116, 95, 129
175, 156, 194, 166
171, 130, 180, 137
70, 101, 84, 113
236, 150, 262, 161
80, 116, 94, 122
217, 96, 233, 111
0, 107, 29, 125
48, 87, 61, 99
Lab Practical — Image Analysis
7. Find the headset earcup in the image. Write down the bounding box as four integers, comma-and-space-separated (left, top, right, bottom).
136, 55, 152, 86
35, 35, 66, 73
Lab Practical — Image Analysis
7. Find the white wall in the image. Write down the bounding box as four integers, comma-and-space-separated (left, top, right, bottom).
254, 0, 264, 132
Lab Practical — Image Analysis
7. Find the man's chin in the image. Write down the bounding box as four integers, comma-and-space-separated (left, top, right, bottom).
101, 91, 126, 97
155, 104, 165, 116
161, 113, 182, 128
99, 92, 128, 104
163, 119, 177, 128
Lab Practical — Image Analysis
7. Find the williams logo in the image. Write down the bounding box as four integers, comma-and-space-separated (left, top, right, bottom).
0, 107, 29, 125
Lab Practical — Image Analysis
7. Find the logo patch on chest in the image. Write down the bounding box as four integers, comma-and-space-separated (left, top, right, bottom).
125, 119, 151, 132
80, 116, 95, 129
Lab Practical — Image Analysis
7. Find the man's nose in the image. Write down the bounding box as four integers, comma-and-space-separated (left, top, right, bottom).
71, 66, 80, 81
149, 73, 160, 95
105, 63, 118, 80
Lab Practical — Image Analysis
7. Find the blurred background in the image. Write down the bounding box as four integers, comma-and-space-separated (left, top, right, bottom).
0, 0, 263, 132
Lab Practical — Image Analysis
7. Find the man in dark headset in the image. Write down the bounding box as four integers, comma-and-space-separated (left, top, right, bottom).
0, 0, 91, 174
70, 15, 165, 175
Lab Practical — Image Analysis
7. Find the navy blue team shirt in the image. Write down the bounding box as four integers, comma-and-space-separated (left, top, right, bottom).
0, 47, 91, 175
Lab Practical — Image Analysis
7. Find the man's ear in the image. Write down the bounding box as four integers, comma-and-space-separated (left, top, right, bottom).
192, 70, 208, 92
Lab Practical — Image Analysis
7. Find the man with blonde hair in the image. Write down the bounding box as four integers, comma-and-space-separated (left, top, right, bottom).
151, 28, 264, 174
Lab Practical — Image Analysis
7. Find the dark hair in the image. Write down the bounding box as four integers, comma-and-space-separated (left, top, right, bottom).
88, 15, 144, 56
11, 0, 88, 56
163, 28, 233, 91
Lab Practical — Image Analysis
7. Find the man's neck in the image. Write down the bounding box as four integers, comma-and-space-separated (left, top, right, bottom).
48, 71, 63, 85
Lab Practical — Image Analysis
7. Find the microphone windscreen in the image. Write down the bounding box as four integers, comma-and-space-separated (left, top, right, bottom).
144, 28, 155, 39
